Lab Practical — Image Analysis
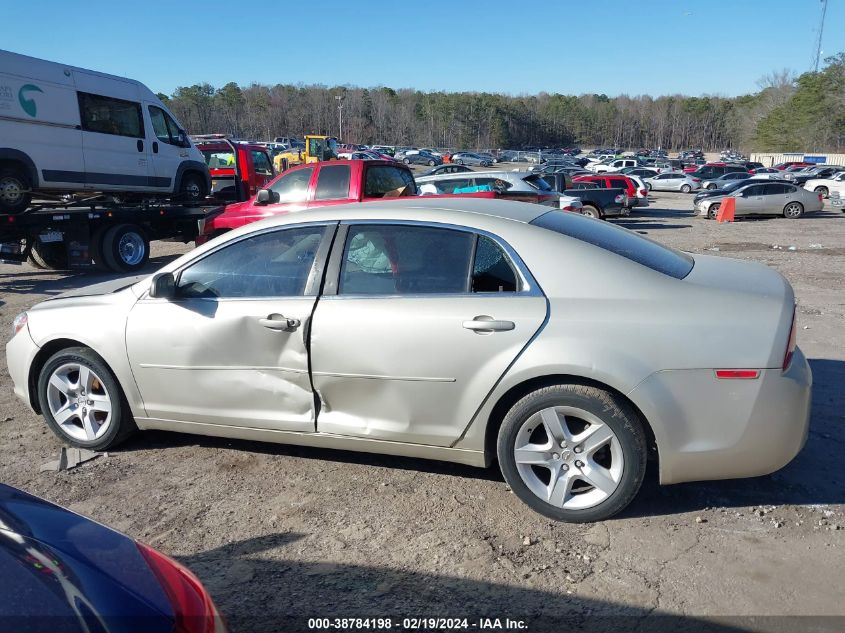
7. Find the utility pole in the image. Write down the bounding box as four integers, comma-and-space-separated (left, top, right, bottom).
812, 0, 828, 72
335, 95, 344, 140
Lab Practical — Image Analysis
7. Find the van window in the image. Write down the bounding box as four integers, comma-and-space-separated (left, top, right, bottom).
148, 105, 184, 145
78, 92, 143, 138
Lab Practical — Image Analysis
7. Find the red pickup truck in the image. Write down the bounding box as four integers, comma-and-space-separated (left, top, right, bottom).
192, 135, 275, 202
197, 159, 511, 244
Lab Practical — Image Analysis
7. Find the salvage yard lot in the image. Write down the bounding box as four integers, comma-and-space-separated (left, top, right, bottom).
1, 192, 844, 629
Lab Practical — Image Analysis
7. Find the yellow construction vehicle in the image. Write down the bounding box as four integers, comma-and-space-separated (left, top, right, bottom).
272, 135, 338, 172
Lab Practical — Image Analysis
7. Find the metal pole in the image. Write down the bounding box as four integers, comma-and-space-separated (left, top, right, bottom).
335, 95, 344, 141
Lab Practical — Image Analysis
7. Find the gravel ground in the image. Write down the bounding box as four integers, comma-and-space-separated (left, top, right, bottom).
1, 191, 844, 632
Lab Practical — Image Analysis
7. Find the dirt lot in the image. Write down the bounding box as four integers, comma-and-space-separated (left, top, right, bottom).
1, 190, 844, 632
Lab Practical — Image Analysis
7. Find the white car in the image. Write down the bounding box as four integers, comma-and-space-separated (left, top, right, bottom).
416, 171, 559, 204
0, 50, 210, 214
593, 158, 639, 174
626, 174, 650, 207
803, 171, 845, 198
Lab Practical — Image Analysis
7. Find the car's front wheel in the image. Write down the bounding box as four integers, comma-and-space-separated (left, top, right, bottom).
814, 186, 828, 198
707, 184, 717, 190
38, 346, 137, 450
497, 383, 647, 522
707, 203, 721, 219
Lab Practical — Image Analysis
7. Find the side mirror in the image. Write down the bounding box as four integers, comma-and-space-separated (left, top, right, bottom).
149, 272, 176, 299
178, 131, 190, 147
256, 189, 272, 205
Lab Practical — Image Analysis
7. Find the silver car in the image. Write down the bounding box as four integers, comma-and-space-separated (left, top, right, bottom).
701, 172, 754, 190
644, 172, 701, 193
695, 181, 825, 219
6, 199, 811, 522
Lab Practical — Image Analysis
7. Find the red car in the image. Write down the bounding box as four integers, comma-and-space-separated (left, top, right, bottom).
773, 161, 814, 171
193, 135, 275, 202
573, 174, 639, 207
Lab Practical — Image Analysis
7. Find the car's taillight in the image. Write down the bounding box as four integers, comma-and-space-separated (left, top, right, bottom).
692, 178, 701, 182
783, 309, 797, 370
137, 542, 226, 633
639, 189, 647, 196
561, 204, 578, 212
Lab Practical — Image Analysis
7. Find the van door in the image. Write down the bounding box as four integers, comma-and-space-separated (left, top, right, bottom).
75, 87, 152, 192
145, 103, 186, 194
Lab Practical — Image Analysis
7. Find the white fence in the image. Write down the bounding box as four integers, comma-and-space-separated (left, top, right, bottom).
750, 153, 845, 167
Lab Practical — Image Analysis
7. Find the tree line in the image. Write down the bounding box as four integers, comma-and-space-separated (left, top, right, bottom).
159, 53, 845, 153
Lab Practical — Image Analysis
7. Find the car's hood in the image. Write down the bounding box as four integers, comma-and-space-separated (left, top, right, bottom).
48, 275, 148, 301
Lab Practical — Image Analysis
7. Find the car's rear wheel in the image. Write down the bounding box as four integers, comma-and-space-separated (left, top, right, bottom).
707, 203, 721, 219
428, 160, 435, 166
783, 202, 804, 219
581, 204, 603, 220
680, 184, 692, 193
497, 383, 647, 522
456, 159, 464, 165
707, 184, 717, 190
38, 346, 137, 450
0, 167, 32, 215
814, 186, 829, 198
403, 158, 410, 165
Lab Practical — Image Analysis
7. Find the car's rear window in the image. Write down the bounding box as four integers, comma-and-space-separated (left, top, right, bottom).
530, 211, 694, 279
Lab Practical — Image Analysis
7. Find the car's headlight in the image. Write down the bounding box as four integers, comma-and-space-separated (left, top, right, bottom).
12, 312, 28, 336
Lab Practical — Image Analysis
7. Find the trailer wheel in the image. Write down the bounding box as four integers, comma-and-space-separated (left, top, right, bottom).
28, 240, 69, 270
101, 224, 150, 272
89, 224, 112, 271
0, 167, 32, 215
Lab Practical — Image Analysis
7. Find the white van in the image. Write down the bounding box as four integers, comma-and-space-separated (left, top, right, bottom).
0, 50, 210, 213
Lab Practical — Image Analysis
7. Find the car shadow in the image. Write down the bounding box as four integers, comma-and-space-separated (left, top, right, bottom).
623, 357, 845, 518
0, 254, 178, 297
178, 533, 757, 633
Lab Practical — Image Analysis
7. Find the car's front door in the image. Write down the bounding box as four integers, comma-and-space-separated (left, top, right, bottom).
310, 222, 548, 446
126, 223, 335, 430
145, 103, 186, 193
735, 184, 764, 215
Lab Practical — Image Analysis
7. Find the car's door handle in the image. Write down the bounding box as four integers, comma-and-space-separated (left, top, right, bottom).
462, 316, 515, 333
259, 314, 300, 330
152, 141, 159, 154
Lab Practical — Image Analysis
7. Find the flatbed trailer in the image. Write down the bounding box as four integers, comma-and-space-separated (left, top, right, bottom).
0, 199, 223, 273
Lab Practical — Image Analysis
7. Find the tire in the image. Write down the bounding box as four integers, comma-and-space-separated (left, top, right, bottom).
428, 160, 435, 166
680, 184, 692, 193
581, 204, 603, 220
37, 346, 137, 450
88, 224, 112, 271
645, 182, 652, 191
456, 159, 464, 165
707, 184, 717, 190
783, 201, 804, 219
497, 383, 647, 523
403, 158, 410, 165
814, 186, 829, 198
28, 240, 69, 270
177, 172, 208, 202
707, 203, 720, 219
101, 223, 150, 272
0, 166, 32, 214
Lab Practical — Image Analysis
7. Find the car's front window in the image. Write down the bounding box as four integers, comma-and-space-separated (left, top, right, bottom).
177, 226, 327, 298
268, 167, 314, 203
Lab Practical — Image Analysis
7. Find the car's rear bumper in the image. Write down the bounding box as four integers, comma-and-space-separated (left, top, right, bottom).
6, 325, 40, 411
628, 347, 812, 485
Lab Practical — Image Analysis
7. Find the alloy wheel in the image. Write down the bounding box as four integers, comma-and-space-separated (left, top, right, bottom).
46, 363, 113, 442
513, 406, 624, 510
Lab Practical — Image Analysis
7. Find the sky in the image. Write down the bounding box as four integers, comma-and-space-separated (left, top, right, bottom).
3, 0, 843, 98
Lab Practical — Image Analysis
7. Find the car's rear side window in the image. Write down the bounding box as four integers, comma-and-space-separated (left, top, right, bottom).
531, 212, 694, 279
364, 166, 417, 198
315, 164, 351, 200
